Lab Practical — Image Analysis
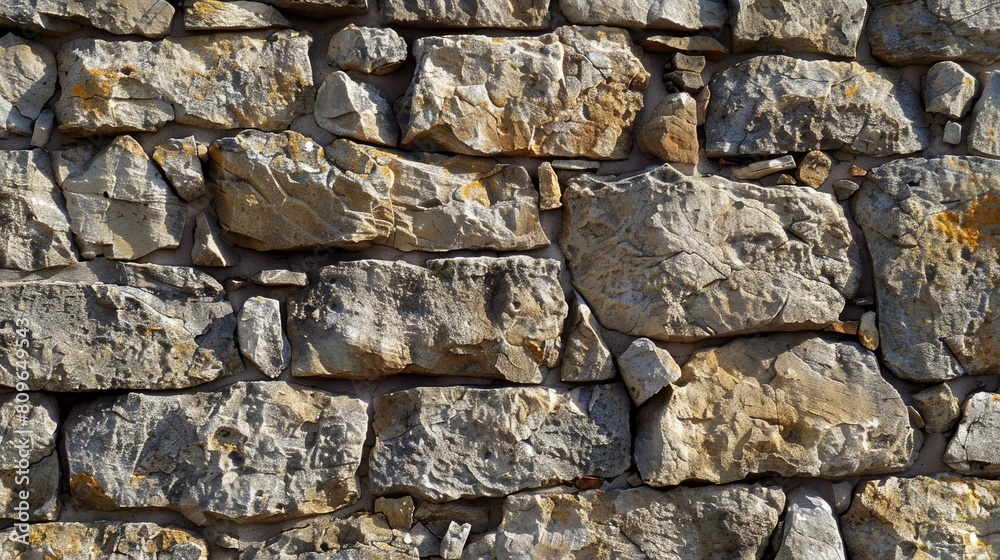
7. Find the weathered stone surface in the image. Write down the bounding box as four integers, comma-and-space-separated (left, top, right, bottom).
441, 522, 471, 560
637, 92, 699, 165
30, 108, 54, 148
0, 262, 240, 391
495, 484, 784, 559
858, 311, 879, 350
185, 0, 290, 30
561, 164, 859, 342
242, 514, 419, 559
56, 30, 313, 136
37, 0, 174, 37
730, 0, 866, 57
561, 0, 727, 31
0, 149, 76, 271
538, 162, 561, 211
924, 62, 978, 120
913, 384, 961, 433
944, 392, 1000, 475
797, 151, 833, 188
0, 1, 79, 34
191, 213, 238, 267
970, 71, 1000, 159
415, 502, 493, 537
370, 384, 631, 502
66, 381, 368, 524
617, 338, 680, 406
944, 121, 964, 145
261, 0, 367, 16
379, 0, 549, 29
0, 34, 57, 139
0, 522, 209, 559
288, 257, 566, 383
733, 155, 796, 181
868, 0, 1000, 66
706, 55, 929, 157
314, 71, 400, 147
251, 269, 307, 287
375, 496, 414, 531
636, 334, 917, 486
238, 296, 289, 378
60, 135, 184, 260
153, 136, 206, 202
639, 34, 728, 59
327, 24, 407, 75
843, 475, 1000, 559
775, 487, 846, 560
853, 156, 1000, 381
0, 393, 59, 521
398, 27, 649, 160
561, 292, 616, 382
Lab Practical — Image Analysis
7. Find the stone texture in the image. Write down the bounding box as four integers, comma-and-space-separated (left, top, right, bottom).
65, 381, 368, 524
0, 262, 240, 391
733, 155, 797, 180
797, 151, 833, 188
185, 0, 290, 31
730, 0, 867, 57
261, 0, 367, 16
0, 1, 79, 34
538, 162, 561, 210
924, 62, 978, 120
913, 384, 961, 434
241, 514, 418, 559
370, 384, 631, 502
775, 487, 846, 560
944, 392, 1000, 475
707, 55, 929, 157
441, 522, 471, 560
639, 34, 728, 59
970, 71, 1000, 159
561, 292, 616, 382
495, 484, 784, 559
0, 149, 76, 271
238, 296, 289, 378
56, 30, 313, 136
0, 522, 209, 559
37, 0, 174, 38
327, 24, 407, 75
288, 257, 566, 383
375, 496, 414, 531
60, 135, 184, 260
944, 121, 964, 145
0, 393, 59, 521
30, 108, 54, 148
251, 269, 307, 287
398, 26, 649, 160
314, 71, 400, 147
415, 501, 493, 537
858, 311, 879, 350
843, 475, 1000, 559
153, 136, 206, 202
0, 34, 57, 139
561, 164, 859, 342
561, 0, 727, 31
191, 213, 238, 267
636, 334, 917, 486
617, 338, 681, 406
637, 92, 699, 165
853, 156, 1000, 381
379, 0, 549, 29
868, 0, 1000, 66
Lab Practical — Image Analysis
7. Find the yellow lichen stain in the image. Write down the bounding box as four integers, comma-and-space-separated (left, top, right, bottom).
967, 77, 975, 86
460, 180, 491, 206
934, 194, 1000, 249
69, 472, 119, 510
844, 85, 860, 98
991, 129, 997, 138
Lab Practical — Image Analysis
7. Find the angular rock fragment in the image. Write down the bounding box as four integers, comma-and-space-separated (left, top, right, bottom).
970, 71, 1000, 159
327, 24, 407, 75
537, 162, 561, 211
0, 1, 79, 34
415, 502, 492, 537
0, 522, 209, 559
617, 338, 680, 406
398, 27, 648, 159
65, 381, 368, 524
56, 30, 313, 136
0, 393, 59, 521
924, 62, 978, 120
241, 514, 419, 559
288, 257, 566, 383
314, 71, 400, 147
732, 155, 796, 180
379, 0, 549, 29
441, 522, 471, 560
238, 296, 289, 377
797, 151, 833, 188
495, 485, 784, 559
858, 311, 879, 350
261, 0, 367, 16
0, 149, 76, 271
843, 475, 1000, 559
730, 0, 867, 57
637, 92, 699, 165
561, 164, 860, 341
912, 384, 960, 433
706, 55, 929, 157
0, 34, 57, 139
636, 334, 917, 486
60, 135, 184, 260
375, 496, 414, 530
775, 487, 846, 560
561, 293, 616, 382
561, 0, 727, 31
153, 136, 206, 201
944, 121, 964, 146
192, 213, 238, 267
37, 0, 174, 38
30, 108, 54, 148
944, 392, 1000, 475
370, 384, 631, 501
184, 0, 290, 31
251, 269, 307, 287
868, 0, 1000, 66
0, 262, 240, 391
639, 34, 728, 59
853, 156, 1000, 381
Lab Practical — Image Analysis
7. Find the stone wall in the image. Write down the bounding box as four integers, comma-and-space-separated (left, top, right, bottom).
0, 0, 997, 558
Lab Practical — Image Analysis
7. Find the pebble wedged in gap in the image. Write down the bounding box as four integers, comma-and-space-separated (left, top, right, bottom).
152, 136, 206, 202
237, 296, 289, 378
561, 292, 616, 382
868, 0, 1000, 66
560, 0, 727, 31
379, 0, 549, 29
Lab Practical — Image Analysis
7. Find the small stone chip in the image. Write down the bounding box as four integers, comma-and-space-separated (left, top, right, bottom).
251, 269, 308, 287
732, 155, 797, 180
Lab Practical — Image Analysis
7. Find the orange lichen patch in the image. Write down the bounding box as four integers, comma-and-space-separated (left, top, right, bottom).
844, 85, 860, 98
934, 194, 1000, 249
69, 472, 118, 510
460, 180, 491, 206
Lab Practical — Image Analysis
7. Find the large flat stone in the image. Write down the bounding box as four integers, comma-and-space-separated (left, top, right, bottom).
561, 164, 859, 341
379, 0, 549, 29
0, 522, 209, 559
370, 384, 631, 501
261, 0, 367, 16
288, 257, 566, 383
560, 0, 727, 31
868, 0, 1000, 66
37, 0, 174, 37
0, 1, 79, 34
0, 34, 57, 139
730, 0, 867, 57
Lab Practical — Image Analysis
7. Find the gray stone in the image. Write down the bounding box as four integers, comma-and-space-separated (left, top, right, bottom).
843, 475, 1000, 559
379, 0, 549, 29
551, 159, 601, 171
0, 522, 209, 559
0, 393, 59, 521
375, 496, 415, 531
561, 292, 616, 382
463, 534, 496, 560
398, 27, 648, 160
707, 55, 929, 157
0, 149, 76, 271
327, 24, 407, 75
732, 155, 797, 180
617, 338, 681, 406
56, 30, 313, 136
0, 262, 240, 391
924, 62, 978, 120
853, 156, 1000, 381
288, 257, 566, 383
637, 92, 699, 165
441, 522, 472, 560
730, 0, 867, 57
495, 485, 784, 559
0, 34, 57, 139
664, 69, 704, 94
409, 523, 441, 557
415, 502, 493, 537
370, 384, 631, 502
832, 179, 859, 200
970, 71, 1000, 158
797, 151, 833, 188
945, 392, 1000, 474
241, 514, 419, 559
868, 0, 1000, 66
184, 0, 290, 31
66, 381, 368, 524
260, 0, 367, 16
153, 136, 206, 201
538, 162, 561, 210
858, 311, 879, 350
636, 334, 917, 486
314, 71, 400, 147
670, 52, 706, 73
0, 1, 79, 34
238, 296, 289, 378
37, 0, 174, 37
775, 487, 846, 560
561, 0, 727, 31
191, 213, 238, 267
944, 121, 964, 145
251, 269, 308, 287
561, 164, 860, 342
912, 384, 961, 433
60, 135, 184, 260
831, 482, 853, 514
30, 108, 54, 148
639, 34, 728, 59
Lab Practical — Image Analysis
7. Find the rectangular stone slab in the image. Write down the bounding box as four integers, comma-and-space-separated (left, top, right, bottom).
379, 0, 550, 29
868, 0, 1000, 66
0, 522, 208, 559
